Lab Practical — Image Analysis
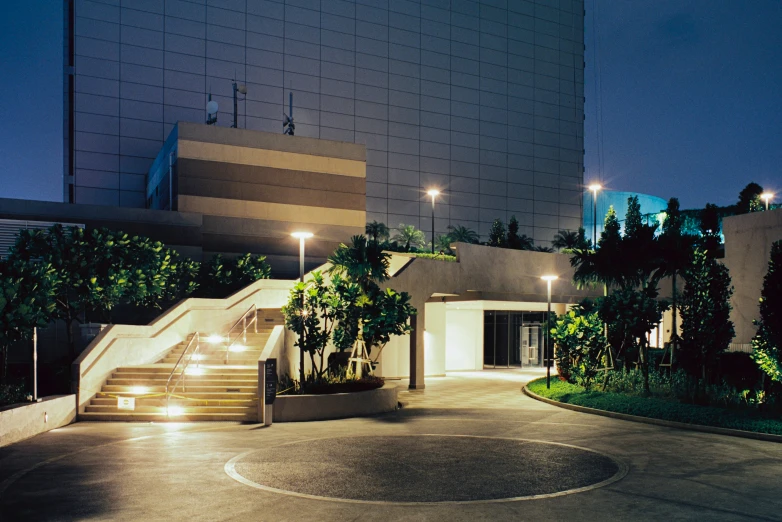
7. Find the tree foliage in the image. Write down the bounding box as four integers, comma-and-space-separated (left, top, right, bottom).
551, 301, 607, 390
328, 235, 390, 292
699, 203, 722, 256
552, 228, 590, 253
752, 241, 782, 381
0, 259, 56, 381
391, 223, 426, 251
506, 215, 535, 250
365, 221, 390, 242
446, 225, 479, 244
737, 182, 764, 214
624, 195, 643, 238
679, 249, 735, 380
488, 219, 507, 247
198, 253, 271, 298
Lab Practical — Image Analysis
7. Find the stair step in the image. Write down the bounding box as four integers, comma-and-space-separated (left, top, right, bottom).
114, 365, 255, 374
96, 391, 255, 399
79, 412, 256, 422
106, 378, 258, 386
90, 397, 255, 406
102, 384, 257, 393
110, 373, 257, 381
86, 402, 257, 415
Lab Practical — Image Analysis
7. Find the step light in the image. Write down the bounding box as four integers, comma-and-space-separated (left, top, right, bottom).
229, 345, 246, 352
130, 386, 148, 395
185, 367, 205, 376
166, 406, 184, 417
190, 354, 204, 361
206, 334, 224, 344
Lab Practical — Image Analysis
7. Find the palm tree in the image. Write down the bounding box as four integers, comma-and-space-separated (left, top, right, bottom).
327, 235, 390, 291
552, 228, 590, 253
365, 221, 390, 243
532, 245, 555, 253
391, 224, 426, 252
435, 234, 453, 253
446, 225, 479, 244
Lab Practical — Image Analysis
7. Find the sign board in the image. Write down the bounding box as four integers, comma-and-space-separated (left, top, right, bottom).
264, 358, 277, 405
117, 397, 135, 411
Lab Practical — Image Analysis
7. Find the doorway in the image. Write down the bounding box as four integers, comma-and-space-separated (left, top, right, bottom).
484, 311, 547, 368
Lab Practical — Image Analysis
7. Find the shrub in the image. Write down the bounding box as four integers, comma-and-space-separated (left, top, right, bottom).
551, 301, 606, 390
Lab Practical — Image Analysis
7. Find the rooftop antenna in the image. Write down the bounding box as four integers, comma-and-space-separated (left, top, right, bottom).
231, 77, 247, 128
206, 92, 218, 125
283, 91, 295, 135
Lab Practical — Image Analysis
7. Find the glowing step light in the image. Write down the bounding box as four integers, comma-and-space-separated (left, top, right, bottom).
130, 386, 148, 395
166, 406, 184, 417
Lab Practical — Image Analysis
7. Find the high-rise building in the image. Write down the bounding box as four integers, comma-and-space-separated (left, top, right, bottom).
64, 0, 584, 245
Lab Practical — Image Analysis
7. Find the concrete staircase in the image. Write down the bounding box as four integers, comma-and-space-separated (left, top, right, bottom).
80, 313, 284, 421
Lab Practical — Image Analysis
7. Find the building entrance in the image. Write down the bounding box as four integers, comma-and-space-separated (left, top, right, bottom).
483, 311, 548, 368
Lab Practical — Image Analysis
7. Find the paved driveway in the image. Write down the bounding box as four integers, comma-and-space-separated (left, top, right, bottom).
1, 370, 781, 521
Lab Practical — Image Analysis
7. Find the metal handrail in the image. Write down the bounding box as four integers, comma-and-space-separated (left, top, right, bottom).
224, 304, 258, 363
165, 332, 201, 414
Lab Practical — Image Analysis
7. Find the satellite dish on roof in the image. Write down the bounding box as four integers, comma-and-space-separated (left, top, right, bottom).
207, 100, 218, 115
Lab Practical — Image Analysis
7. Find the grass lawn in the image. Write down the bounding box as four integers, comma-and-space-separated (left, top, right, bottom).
527, 377, 782, 436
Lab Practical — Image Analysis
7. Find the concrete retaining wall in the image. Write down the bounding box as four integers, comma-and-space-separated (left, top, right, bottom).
272, 384, 398, 422
73, 279, 295, 415
0, 395, 77, 448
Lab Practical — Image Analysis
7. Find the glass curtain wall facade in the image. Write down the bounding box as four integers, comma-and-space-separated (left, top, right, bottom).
65, 0, 584, 245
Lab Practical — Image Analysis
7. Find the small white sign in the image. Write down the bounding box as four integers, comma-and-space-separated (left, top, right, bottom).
117, 397, 135, 411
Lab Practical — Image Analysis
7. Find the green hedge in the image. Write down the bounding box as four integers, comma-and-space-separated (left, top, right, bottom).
413, 253, 456, 262
527, 377, 782, 436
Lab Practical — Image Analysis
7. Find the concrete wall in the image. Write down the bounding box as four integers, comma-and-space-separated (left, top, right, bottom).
722, 208, 782, 344
424, 302, 447, 377
445, 308, 483, 371
0, 395, 76, 448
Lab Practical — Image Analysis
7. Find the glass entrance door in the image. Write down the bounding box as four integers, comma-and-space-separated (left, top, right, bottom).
484, 310, 547, 368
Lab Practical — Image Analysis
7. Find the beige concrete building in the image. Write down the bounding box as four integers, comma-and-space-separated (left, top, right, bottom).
147, 122, 366, 274
722, 208, 782, 347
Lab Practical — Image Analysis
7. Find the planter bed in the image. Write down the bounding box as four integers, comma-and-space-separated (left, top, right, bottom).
273, 383, 398, 422
526, 377, 782, 438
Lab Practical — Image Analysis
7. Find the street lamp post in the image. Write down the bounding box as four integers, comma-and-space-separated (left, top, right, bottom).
427, 189, 440, 254
761, 192, 774, 211
588, 184, 601, 246
291, 232, 313, 282
291, 232, 313, 386
541, 275, 558, 389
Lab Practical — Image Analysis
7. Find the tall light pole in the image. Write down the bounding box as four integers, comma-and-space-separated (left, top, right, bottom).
292, 232, 313, 385
761, 192, 774, 211
291, 232, 313, 282
541, 275, 558, 389
588, 184, 602, 246
427, 189, 440, 254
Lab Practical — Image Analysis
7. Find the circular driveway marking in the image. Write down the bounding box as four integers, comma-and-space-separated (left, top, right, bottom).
225, 434, 628, 505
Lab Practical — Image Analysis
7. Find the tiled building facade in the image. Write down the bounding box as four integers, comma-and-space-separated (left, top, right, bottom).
65, 0, 584, 245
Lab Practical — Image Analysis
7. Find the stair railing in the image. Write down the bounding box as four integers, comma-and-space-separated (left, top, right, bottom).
165, 332, 201, 414
224, 304, 258, 364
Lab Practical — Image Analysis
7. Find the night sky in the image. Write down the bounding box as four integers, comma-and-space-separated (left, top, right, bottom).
1, 1, 780, 210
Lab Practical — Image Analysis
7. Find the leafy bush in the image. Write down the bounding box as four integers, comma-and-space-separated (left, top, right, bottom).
752, 240, 782, 382
0, 383, 27, 407
551, 301, 606, 390
276, 370, 384, 396
198, 253, 271, 298
528, 377, 782, 435
413, 253, 456, 262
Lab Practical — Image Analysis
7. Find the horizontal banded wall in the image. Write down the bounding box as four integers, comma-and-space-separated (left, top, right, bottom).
174, 123, 366, 274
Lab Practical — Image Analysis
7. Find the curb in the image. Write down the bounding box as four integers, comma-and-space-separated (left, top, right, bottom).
522, 385, 782, 444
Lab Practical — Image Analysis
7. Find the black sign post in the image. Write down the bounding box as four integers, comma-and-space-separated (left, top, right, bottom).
264, 358, 277, 406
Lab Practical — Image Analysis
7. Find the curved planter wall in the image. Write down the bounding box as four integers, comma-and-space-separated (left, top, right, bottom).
273, 384, 398, 422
